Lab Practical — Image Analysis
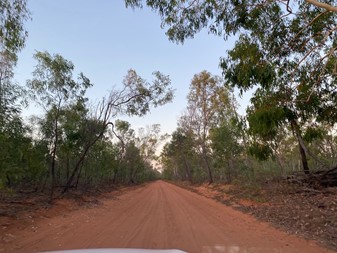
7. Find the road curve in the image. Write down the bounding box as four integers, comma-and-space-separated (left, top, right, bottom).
1, 181, 335, 253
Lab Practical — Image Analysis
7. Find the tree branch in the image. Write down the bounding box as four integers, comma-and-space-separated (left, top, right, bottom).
305, 0, 337, 13
290, 10, 328, 45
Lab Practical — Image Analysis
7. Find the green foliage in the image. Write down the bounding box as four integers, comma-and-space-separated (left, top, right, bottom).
210, 118, 243, 182
25, 51, 94, 198
27, 51, 92, 108
0, 0, 30, 59
162, 70, 240, 183
122, 69, 174, 116
0, 52, 24, 126
125, 0, 337, 46
222, 36, 275, 93
0, 51, 30, 189
181, 71, 237, 183
247, 105, 286, 140
161, 128, 199, 182
115, 119, 132, 133
303, 127, 324, 143
248, 142, 273, 161
126, 0, 337, 175
79, 139, 119, 187
210, 120, 242, 159
4, 0, 337, 195
0, 115, 46, 188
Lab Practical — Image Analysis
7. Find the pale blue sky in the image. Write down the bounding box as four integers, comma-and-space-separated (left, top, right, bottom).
15, 0, 250, 135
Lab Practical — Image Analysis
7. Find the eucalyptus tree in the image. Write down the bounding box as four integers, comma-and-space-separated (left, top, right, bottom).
125, 0, 337, 174
112, 119, 136, 183
0, 0, 29, 129
63, 69, 174, 191
27, 51, 92, 200
56, 99, 89, 183
0, 51, 29, 189
161, 127, 197, 183
125, 1, 337, 51
0, 51, 22, 128
226, 34, 336, 173
110, 121, 160, 184
180, 70, 234, 183
0, 114, 30, 188
0, 0, 30, 59
78, 136, 119, 189
0, 0, 31, 189
136, 124, 170, 165
127, 124, 166, 182
122, 141, 144, 184
210, 117, 243, 182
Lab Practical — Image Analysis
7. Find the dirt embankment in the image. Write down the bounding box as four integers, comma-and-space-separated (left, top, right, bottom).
1, 181, 335, 253
181, 182, 337, 251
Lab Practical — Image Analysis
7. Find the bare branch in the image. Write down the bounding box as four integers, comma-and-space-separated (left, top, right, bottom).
286, 0, 292, 13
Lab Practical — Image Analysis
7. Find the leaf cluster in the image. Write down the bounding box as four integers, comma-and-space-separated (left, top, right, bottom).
0, 0, 30, 59
122, 69, 174, 116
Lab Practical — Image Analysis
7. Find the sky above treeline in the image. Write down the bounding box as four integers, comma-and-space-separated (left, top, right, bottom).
15, 0, 251, 135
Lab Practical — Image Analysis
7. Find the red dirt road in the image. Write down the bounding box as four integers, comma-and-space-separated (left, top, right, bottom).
1, 181, 335, 253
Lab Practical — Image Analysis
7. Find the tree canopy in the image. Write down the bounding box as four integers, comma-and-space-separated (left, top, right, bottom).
0, 0, 30, 60
126, 0, 337, 174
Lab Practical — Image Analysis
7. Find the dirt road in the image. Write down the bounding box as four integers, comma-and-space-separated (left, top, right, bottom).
1, 181, 335, 253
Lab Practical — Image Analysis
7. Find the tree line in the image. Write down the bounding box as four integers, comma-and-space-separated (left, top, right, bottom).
160, 70, 337, 184
0, 1, 174, 202
1, 0, 337, 200
137, 0, 337, 183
